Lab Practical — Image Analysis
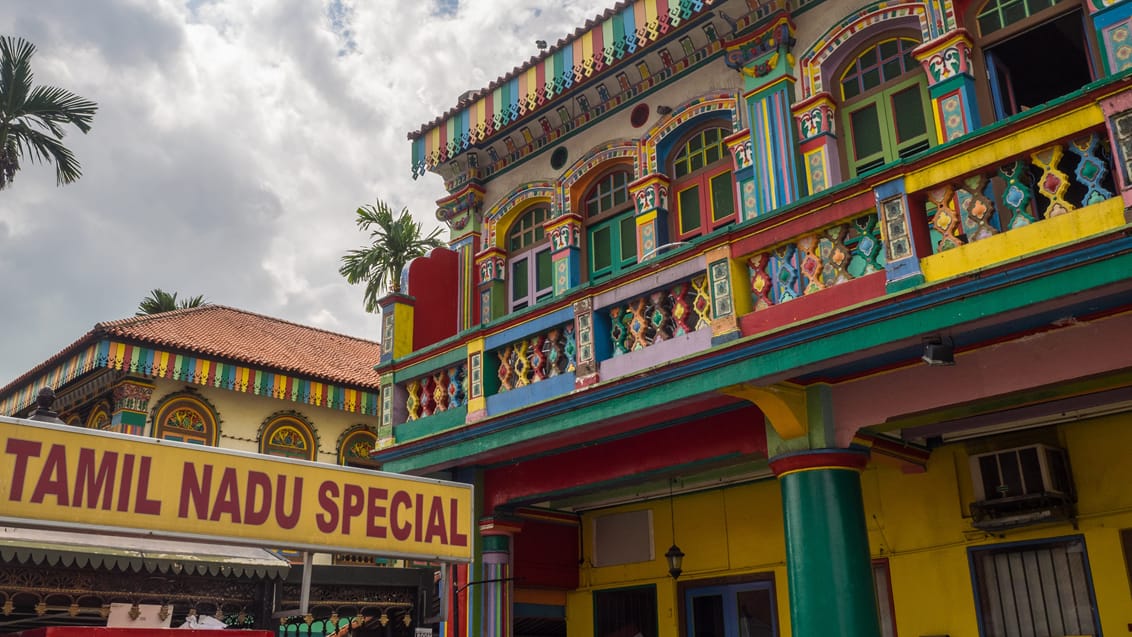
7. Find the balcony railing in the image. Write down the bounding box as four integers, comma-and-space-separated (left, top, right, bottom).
404, 364, 467, 421
495, 322, 577, 392
746, 212, 885, 309
607, 275, 712, 355
922, 130, 1115, 253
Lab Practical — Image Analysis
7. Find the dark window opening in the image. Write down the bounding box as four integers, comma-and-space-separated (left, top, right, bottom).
984, 9, 1092, 119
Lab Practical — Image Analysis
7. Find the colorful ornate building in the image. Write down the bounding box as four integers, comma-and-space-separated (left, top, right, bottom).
0, 306, 430, 633
375, 0, 1132, 636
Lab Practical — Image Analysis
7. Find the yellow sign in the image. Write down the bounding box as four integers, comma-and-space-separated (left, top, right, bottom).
0, 417, 472, 562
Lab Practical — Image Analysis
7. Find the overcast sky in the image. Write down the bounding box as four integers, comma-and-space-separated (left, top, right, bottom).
0, 0, 609, 386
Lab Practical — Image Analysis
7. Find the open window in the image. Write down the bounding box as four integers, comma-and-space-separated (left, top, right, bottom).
583, 169, 638, 282
507, 204, 553, 312
670, 126, 737, 240
839, 37, 934, 177
976, 0, 1093, 119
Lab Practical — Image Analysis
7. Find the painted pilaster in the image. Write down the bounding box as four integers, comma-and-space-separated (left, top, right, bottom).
792, 92, 841, 196
437, 183, 485, 334
572, 296, 602, 389
1099, 86, 1132, 218
479, 518, 521, 637
705, 245, 752, 343
914, 30, 980, 144
110, 378, 154, 435
629, 174, 671, 260
475, 247, 507, 325
770, 448, 879, 637
875, 178, 928, 292
378, 293, 415, 364
1090, 0, 1132, 75
725, 15, 802, 217
376, 377, 398, 449
545, 212, 582, 296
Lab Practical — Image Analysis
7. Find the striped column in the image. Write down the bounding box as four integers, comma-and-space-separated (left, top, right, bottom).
481, 532, 514, 637
769, 448, 880, 637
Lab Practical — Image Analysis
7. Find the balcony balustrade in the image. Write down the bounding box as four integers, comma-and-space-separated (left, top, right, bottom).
606, 275, 712, 356
922, 130, 1115, 253
404, 364, 467, 422
495, 322, 577, 392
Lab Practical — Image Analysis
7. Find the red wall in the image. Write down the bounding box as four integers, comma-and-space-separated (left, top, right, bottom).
406, 247, 459, 350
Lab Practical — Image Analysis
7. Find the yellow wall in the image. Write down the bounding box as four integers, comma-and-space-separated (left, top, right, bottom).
566, 412, 1132, 637
147, 378, 378, 462
568, 480, 790, 637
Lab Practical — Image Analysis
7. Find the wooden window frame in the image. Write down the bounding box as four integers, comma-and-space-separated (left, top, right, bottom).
669, 127, 737, 240
260, 414, 317, 460
152, 394, 218, 446
582, 169, 637, 282
506, 204, 553, 312
837, 37, 934, 178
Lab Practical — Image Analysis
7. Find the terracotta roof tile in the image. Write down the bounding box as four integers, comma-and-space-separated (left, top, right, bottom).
1, 306, 381, 395
97, 305, 382, 388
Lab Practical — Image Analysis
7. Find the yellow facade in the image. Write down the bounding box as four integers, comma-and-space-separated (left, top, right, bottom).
566, 412, 1132, 636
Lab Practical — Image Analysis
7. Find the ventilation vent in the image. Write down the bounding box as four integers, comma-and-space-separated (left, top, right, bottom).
592, 509, 653, 567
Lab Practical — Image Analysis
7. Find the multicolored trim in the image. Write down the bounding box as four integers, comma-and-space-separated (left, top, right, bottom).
0, 339, 380, 417
799, 1, 934, 99
410, 0, 719, 178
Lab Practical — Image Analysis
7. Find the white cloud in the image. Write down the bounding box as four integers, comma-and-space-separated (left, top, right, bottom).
0, 0, 610, 386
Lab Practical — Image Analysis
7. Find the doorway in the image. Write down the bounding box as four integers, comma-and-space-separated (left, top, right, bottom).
685, 580, 777, 637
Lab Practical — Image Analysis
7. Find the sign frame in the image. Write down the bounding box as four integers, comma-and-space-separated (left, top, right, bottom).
0, 415, 474, 563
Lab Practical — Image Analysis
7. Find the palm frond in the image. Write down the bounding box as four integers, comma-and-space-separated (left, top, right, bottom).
0, 36, 96, 191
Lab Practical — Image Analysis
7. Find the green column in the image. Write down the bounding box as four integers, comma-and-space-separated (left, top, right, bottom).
769, 448, 879, 637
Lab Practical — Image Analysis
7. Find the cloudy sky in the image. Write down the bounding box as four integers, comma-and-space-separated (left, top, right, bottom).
0, 0, 609, 386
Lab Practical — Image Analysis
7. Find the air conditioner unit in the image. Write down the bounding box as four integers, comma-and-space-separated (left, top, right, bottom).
968, 443, 1075, 531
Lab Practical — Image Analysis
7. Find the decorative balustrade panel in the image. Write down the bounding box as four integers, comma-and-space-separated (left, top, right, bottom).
747, 213, 885, 309
607, 275, 712, 356
496, 323, 577, 392
924, 131, 1115, 253
404, 364, 467, 421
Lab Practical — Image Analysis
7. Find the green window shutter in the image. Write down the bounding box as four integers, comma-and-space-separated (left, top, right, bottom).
618, 214, 637, 266
591, 225, 613, 274
892, 86, 928, 144
536, 249, 553, 292
678, 185, 701, 235
510, 257, 529, 309
709, 171, 736, 223
849, 101, 885, 171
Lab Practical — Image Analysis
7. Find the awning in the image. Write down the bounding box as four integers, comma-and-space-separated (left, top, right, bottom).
0, 526, 291, 579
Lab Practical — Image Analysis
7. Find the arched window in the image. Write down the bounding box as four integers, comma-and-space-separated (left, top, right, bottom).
670, 127, 736, 239
338, 425, 380, 467
507, 204, 553, 311
583, 169, 637, 281
839, 37, 934, 177
152, 393, 219, 446
259, 412, 317, 461
86, 402, 111, 430
974, 0, 1091, 120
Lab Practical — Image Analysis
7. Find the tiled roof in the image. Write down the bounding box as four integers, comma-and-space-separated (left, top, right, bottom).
1, 305, 381, 395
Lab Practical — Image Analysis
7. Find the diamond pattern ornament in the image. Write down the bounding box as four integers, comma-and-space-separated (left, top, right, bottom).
997, 160, 1036, 229
405, 380, 422, 421
798, 234, 824, 295
1031, 145, 1074, 219
1069, 133, 1113, 205
748, 253, 774, 310
497, 346, 516, 391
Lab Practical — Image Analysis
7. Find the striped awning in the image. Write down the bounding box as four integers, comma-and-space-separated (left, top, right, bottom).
0, 526, 290, 579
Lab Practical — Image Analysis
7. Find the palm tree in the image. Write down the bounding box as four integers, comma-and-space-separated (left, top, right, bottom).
136, 289, 208, 315
0, 36, 98, 191
339, 199, 445, 313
